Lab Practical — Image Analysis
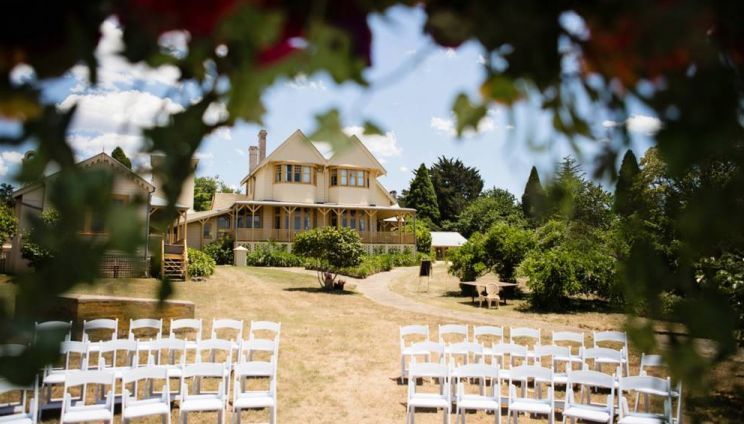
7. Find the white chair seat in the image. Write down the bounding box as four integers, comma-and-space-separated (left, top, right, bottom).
509, 399, 552, 415
457, 396, 500, 411
62, 407, 114, 423
234, 393, 275, 409
408, 393, 450, 409
498, 369, 511, 380
618, 414, 667, 424
43, 372, 66, 385
0, 417, 33, 424
122, 402, 170, 419
564, 405, 611, 422
180, 397, 223, 412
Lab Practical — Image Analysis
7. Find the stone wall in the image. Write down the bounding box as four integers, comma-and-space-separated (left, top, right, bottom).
34, 294, 195, 339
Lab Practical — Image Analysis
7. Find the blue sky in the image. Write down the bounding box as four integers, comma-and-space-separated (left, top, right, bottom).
0, 5, 658, 196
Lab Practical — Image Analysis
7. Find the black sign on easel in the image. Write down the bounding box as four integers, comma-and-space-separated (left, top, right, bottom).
419, 260, 432, 292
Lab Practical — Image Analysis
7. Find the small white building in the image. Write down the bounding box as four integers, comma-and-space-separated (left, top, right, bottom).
430, 231, 467, 261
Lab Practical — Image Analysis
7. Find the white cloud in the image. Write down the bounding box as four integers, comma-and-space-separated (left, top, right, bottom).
430, 115, 496, 138
399, 166, 409, 173
343, 126, 402, 161
602, 114, 662, 136
445, 48, 457, 59
0, 160, 8, 177
203, 102, 228, 126
9, 64, 35, 86
1, 151, 24, 164
68, 133, 142, 160
60, 90, 183, 135
287, 73, 327, 90
233, 148, 245, 157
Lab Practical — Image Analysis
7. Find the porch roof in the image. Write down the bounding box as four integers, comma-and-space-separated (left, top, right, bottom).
234, 200, 416, 213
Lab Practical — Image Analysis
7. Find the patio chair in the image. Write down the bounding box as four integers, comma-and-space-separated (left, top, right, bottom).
121, 366, 171, 424
401, 341, 446, 383
232, 361, 277, 424
400, 325, 430, 382
179, 363, 228, 424
34, 321, 72, 343
452, 363, 502, 424
82, 318, 118, 359
509, 327, 540, 362
506, 365, 555, 424
0, 372, 38, 424
563, 369, 616, 424
197, 339, 234, 374
446, 341, 484, 367
211, 319, 243, 357
439, 324, 469, 345
593, 331, 630, 377
617, 375, 673, 424
534, 345, 572, 387
491, 343, 528, 383
238, 338, 279, 378
406, 360, 451, 424
477, 284, 501, 309
59, 370, 115, 424
96, 339, 138, 379
635, 354, 682, 424
583, 347, 625, 377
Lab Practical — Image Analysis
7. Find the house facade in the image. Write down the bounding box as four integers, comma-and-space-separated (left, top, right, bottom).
186, 129, 417, 253
9, 152, 196, 280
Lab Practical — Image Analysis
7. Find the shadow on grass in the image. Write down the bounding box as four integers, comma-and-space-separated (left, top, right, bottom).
442, 288, 622, 315
687, 386, 744, 423
283, 287, 358, 296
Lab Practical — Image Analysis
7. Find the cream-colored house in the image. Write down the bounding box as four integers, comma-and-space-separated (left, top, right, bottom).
9, 152, 196, 280
186, 129, 417, 252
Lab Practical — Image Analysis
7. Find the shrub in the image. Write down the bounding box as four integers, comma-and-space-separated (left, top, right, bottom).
293, 227, 364, 289
21, 209, 59, 269
246, 243, 304, 267
448, 232, 489, 282
203, 237, 234, 265
304, 251, 421, 279
483, 222, 535, 282
188, 248, 216, 278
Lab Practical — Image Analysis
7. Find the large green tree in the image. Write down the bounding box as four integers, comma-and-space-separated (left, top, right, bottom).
193, 176, 237, 212
111, 146, 132, 169
521, 166, 546, 226
456, 188, 524, 237
430, 156, 483, 226
546, 157, 613, 229
614, 150, 642, 217
403, 164, 440, 226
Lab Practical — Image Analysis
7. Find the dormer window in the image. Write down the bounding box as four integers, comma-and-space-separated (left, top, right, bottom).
330, 168, 369, 187
274, 163, 315, 184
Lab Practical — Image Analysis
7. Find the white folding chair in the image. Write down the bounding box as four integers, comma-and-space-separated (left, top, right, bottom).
96, 339, 138, 379
491, 343, 528, 382
169, 319, 202, 354
59, 370, 115, 424
40, 341, 89, 411
446, 341, 484, 367
618, 375, 673, 424
34, 321, 72, 343
474, 326, 504, 359
635, 354, 682, 424
439, 324, 468, 345
534, 345, 572, 386
563, 369, 615, 424
232, 361, 276, 424
179, 363, 228, 424
121, 366, 171, 424
593, 331, 629, 377
552, 331, 585, 366
406, 361, 451, 424
211, 319, 243, 343
145, 338, 187, 398
452, 363, 502, 424
0, 375, 38, 424
400, 325, 430, 382
129, 319, 163, 348
583, 347, 625, 376
507, 365, 555, 424
83, 319, 118, 360
509, 327, 540, 363
197, 339, 234, 372
248, 321, 281, 342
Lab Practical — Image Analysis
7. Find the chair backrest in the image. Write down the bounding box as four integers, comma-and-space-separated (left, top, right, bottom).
447, 341, 483, 365
239, 338, 278, 364
438, 324, 468, 344
639, 353, 665, 374
619, 375, 672, 420
122, 365, 169, 385
534, 344, 571, 370
249, 321, 281, 340
35, 320, 73, 342
181, 362, 228, 398
491, 343, 528, 369
509, 327, 540, 346
400, 325, 429, 348
128, 318, 163, 340
593, 330, 627, 348
170, 318, 202, 341
583, 347, 624, 363
0, 376, 37, 422
565, 369, 615, 412
61, 341, 89, 371
197, 338, 233, 365
63, 370, 115, 406
147, 337, 187, 366
409, 361, 449, 379
452, 362, 500, 380
552, 331, 584, 349
404, 341, 445, 363
211, 318, 243, 341
97, 339, 137, 369
82, 318, 118, 342
508, 365, 554, 402
473, 325, 504, 345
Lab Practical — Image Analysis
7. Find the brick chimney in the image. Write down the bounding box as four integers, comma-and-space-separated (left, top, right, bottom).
258, 129, 267, 162
249, 146, 258, 173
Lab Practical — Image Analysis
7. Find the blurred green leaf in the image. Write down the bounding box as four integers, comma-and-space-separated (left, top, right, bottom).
452, 93, 487, 137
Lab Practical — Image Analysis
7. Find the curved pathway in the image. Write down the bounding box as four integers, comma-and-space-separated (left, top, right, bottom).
273, 266, 586, 332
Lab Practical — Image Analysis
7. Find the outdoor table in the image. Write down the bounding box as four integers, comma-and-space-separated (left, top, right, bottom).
459, 280, 517, 305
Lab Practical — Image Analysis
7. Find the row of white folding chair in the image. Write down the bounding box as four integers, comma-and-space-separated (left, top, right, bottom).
0, 376, 39, 424
635, 354, 682, 424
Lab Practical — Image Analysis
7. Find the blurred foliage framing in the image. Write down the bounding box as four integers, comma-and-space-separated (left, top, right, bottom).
0, 0, 742, 394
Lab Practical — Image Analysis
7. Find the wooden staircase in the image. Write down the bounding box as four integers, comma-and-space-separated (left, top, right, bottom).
162, 241, 188, 281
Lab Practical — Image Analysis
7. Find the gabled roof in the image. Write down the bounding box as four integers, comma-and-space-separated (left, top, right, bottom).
13, 152, 155, 198
327, 134, 387, 175
210, 192, 246, 210
240, 129, 327, 185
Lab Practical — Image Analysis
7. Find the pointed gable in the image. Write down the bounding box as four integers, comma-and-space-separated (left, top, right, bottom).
327, 135, 386, 175
265, 129, 327, 164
